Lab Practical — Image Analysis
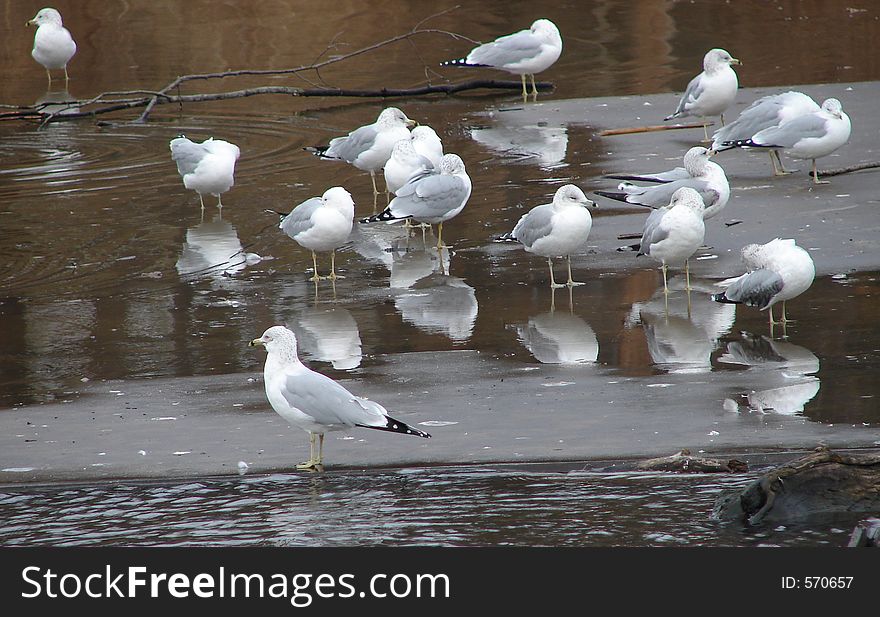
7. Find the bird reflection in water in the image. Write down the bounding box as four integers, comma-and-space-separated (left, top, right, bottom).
719, 332, 820, 415
394, 270, 477, 343
515, 286, 598, 364
291, 307, 362, 370
175, 214, 251, 284
470, 121, 569, 169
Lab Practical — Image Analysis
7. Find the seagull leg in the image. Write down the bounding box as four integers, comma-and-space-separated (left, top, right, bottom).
770, 150, 794, 176
520, 74, 529, 100
328, 250, 344, 280
549, 257, 564, 289
685, 259, 691, 292
780, 301, 793, 324
702, 121, 710, 142
370, 171, 379, 197
46, 69, 52, 85
566, 255, 585, 287
436, 221, 445, 251
217, 193, 223, 210
297, 433, 320, 470
198, 193, 206, 214
309, 251, 323, 282
720, 113, 726, 127
64, 66, 70, 83
530, 74, 538, 98
811, 159, 830, 184
316, 434, 325, 468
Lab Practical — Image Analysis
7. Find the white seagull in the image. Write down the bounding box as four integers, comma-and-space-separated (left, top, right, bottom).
383, 138, 436, 197
723, 98, 851, 184
277, 187, 355, 282
362, 153, 472, 252
636, 187, 707, 294
27, 8, 76, 84
500, 184, 598, 288
665, 48, 741, 140
712, 238, 815, 326
306, 107, 416, 197
597, 147, 729, 220
411, 125, 444, 167
170, 136, 241, 212
441, 19, 563, 98
712, 91, 820, 175
249, 326, 430, 471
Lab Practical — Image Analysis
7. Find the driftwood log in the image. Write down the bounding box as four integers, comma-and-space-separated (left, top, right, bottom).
602, 449, 748, 473
712, 447, 880, 526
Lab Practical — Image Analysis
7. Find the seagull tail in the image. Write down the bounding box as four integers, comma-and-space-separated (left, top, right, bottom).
494, 231, 518, 243
594, 190, 628, 203
303, 145, 333, 158
357, 416, 431, 439
711, 291, 739, 305
722, 139, 767, 149
440, 58, 489, 68
663, 111, 681, 122
360, 208, 400, 224
264, 208, 289, 219
603, 174, 667, 184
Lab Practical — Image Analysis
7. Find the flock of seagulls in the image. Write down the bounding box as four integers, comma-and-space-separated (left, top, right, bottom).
26, 10, 855, 469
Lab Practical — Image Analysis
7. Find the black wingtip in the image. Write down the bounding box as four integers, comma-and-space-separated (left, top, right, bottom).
494, 232, 518, 243
711, 292, 737, 304
595, 190, 627, 203
264, 208, 288, 219
358, 416, 431, 439
440, 58, 487, 68
304, 145, 330, 157
360, 209, 400, 224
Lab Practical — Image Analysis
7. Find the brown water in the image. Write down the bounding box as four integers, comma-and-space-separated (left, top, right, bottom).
2, 0, 880, 546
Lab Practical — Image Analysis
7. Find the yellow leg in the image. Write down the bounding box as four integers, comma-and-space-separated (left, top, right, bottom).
198, 193, 206, 213
328, 250, 344, 280
297, 433, 320, 470
566, 255, 584, 287
811, 160, 829, 184
530, 74, 538, 97
685, 259, 691, 291
548, 257, 564, 289
309, 251, 323, 282
217, 193, 223, 209
521, 74, 528, 99
46, 68, 52, 84
317, 434, 325, 466
436, 221, 445, 251
370, 171, 379, 196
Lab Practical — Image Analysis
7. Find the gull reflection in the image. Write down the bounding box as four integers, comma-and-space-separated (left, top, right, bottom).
291, 307, 362, 370
394, 272, 477, 342
470, 120, 568, 168
176, 214, 247, 283
516, 288, 598, 364
627, 276, 735, 373
720, 332, 820, 415
35, 86, 80, 117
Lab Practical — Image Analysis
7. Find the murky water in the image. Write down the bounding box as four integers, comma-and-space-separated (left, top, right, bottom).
2, 0, 880, 546
0, 466, 863, 547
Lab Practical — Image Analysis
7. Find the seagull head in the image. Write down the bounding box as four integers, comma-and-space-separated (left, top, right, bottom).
821, 98, 844, 118
249, 325, 299, 360
670, 186, 706, 214
321, 186, 355, 214
704, 48, 741, 71
554, 184, 597, 209
530, 19, 561, 42
28, 8, 63, 27
379, 107, 417, 129
683, 146, 712, 174
439, 153, 466, 175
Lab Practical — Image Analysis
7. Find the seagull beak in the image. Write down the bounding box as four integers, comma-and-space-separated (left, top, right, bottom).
708, 148, 717, 156
405, 119, 418, 129
248, 338, 264, 348
586, 199, 598, 209
730, 58, 742, 66
26, 19, 35, 27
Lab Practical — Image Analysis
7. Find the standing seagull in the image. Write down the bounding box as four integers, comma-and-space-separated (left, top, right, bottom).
276, 187, 355, 282
306, 107, 416, 198
383, 138, 436, 197
500, 184, 597, 288
27, 8, 76, 84
712, 238, 815, 326
722, 98, 851, 184
441, 19, 562, 99
170, 136, 240, 212
597, 147, 729, 220
711, 91, 820, 175
362, 154, 472, 253
665, 48, 741, 141
249, 326, 430, 471
637, 187, 706, 294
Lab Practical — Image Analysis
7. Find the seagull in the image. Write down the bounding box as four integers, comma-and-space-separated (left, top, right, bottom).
361, 153, 472, 253
711, 238, 815, 326
411, 125, 444, 167
27, 8, 76, 84
441, 19, 563, 99
711, 91, 820, 175
276, 187, 355, 282
636, 187, 706, 294
664, 48, 741, 140
249, 326, 430, 471
596, 147, 729, 220
306, 107, 416, 197
721, 98, 851, 184
170, 136, 241, 212
499, 184, 598, 288
383, 138, 435, 197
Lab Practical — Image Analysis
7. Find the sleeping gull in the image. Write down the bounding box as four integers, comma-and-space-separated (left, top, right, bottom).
712, 238, 815, 325
306, 107, 416, 197
636, 187, 706, 294
441, 19, 562, 99
411, 125, 444, 167
362, 153, 472, 253
170, 136, 240, 212
276, 186, 355, 282
664, 48, 741, 140
712, 91, 820, 175
596, 147, 729, 220
383, 138, 435, 196
499, 184, 597, 288
27, 8, 76, 84
722, 98, 851, 184
249, 326, 430, 471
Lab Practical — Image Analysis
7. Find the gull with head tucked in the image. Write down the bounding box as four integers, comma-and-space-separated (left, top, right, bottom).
249, 326, 430, 471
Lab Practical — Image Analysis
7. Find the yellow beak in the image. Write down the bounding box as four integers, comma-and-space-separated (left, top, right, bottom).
248, 338, 264, 347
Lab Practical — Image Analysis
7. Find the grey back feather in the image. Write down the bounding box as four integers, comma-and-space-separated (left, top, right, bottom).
722, 269, 784, 309
280, 197, 322, 239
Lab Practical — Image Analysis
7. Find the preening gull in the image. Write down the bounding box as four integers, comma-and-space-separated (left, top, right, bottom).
441, 19, 562, 98
249, 326, 430, 471
665, 48, 741, 140
712, 238, 815, 325
636, 187, 706, 294
362, 153, 472, 252
170, 136, 240, 211
306, 107, 416, 196
723, 98, 851, 184
277, 186, 355, 281
712, 91, 820, 175
597, 147, 729, 220
499, 184, 597, 288
27, 8, 76, 84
